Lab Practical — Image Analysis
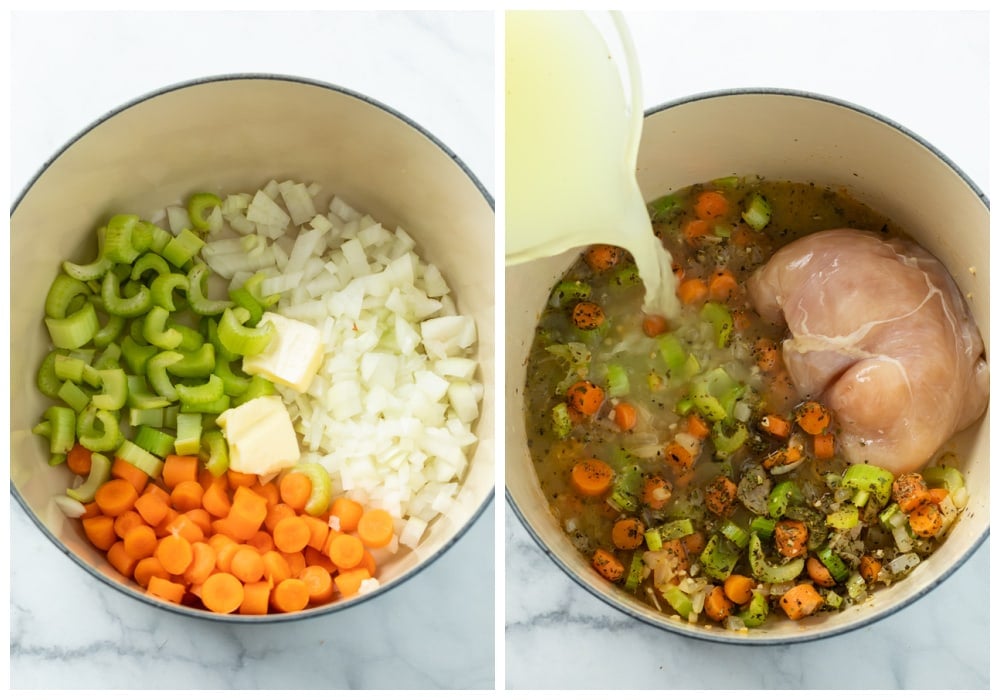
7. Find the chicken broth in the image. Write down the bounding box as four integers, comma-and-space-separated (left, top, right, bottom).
523, 178, 973, 629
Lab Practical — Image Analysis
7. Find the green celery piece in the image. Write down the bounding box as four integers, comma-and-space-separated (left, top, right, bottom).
134, 221, 172, 255
289, 463, 333, 516
662, 585, 694, 618
700, 301, 734, 348
922, 464, 965, 493
147, 351, 184, 402
45, 302, 99, 349
218, 307, 275, 357
77, 408, 124, 452
174, 374, 224, 406
644, 527, 663, 552
130, 252, 172, 282
187, 192, 221, 233
57, 380, 91, 413
54, 354, 87, 383
232, 374, 276, 406
149, 272, 189, 312
699, 534, 740, 581
128, 407, 165, 428
816, 547, 850, 583
738, 591, 769, 628
826, 503, 860, 530
647, 193, 681, 221
122, 336, 158, 375
142, 306, 183, 350
104, 214, 143, 263
841, 463, 894, 508
45, 274, 91, 319
749, 516, 776, 538
548, 280, 591, 308
658, 333, 686, 372
201, 429, 230, 476
166, 343, 216, 378
174, 412, 203, 456
712, 422, 748, 458
63, 228, 113, 282
711, 175, 741, 189
741, 192, 772, 232
229, 286, 264, 326
133, 425, 175, 459
767, 480, 804, 519
37, 351, 64, 399
44, 405, 77, 456
161, 228, 205, 268
91, 368, 128, 411
243, 270, 281, 308
204, 316, 239, 362
719, 519, 749, 548
186, 263, 232, 316
93, 315, 126, 349
168, 322, 206, 352
214, 355, 250, 397
655, 518, 694, 541
115, 439, 164, 478
66, 453, 112, 503
609, 463, 643, 513
101, 270, 152, 318
605, 363, 630, 398
748, 531, 804, 583
623, 550, 646, 593
180, 392, 230, 415
551, 402, 572, 439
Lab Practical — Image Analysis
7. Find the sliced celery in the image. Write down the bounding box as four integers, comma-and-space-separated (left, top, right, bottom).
147, 350, 184, 401
37, 351, 64, 399
700, 534, 740, 581
166, 343, 215, 378
128, 407, 165, 428
66, 452, 112, 503
738, 591, 769, 628
767, 481, 803, 519
45, 302, 99, 349
229, 286, 264, 326
180, 392, 230, 416
121, 335, 158, 375
57, 380, 91, 413
115, 439, 164, 478
130, 252, 171, 282
174, 412, 203, 456
44, 405, 77, 456
92, 315, 126, 349
605, 363, 630, 397
215, 355, 250, 397
45, 274, 91, 319
101, 271, 152, 318
288, 463, 333, 516
54, 354, 87, 383
748, 531, 805, 583
816, 547, 850, 583
104, 214, 143, 263
63, 228, 112, 281
133, 425, 175, 458
218, 306, 275, 357
700, 301, 734, 348
841, 463, 894, 508
187, 192, 222, 233
201, 429, 229, 476
186, 263, 232, 316
168, 322, 206, 352
77, 408, 124, 452
91, 368, 128, 411
551, 402, 572, 439
149, 272, 189, 312
161, 228, 205, 268
142, 306, 183, 350
741, 192, 772, 232
174, 374, 224, 406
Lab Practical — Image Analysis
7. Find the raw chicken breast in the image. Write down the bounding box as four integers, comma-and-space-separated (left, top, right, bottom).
748, 229, 988, 474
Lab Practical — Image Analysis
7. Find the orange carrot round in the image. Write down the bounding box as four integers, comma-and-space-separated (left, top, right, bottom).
571, 301, 605, 330
813, 433, 835, 460
694, 190, 730, 220
774, 519, 809, 558
134, 491, 170, 527
170, 480, 205, 512
156, 533, 194, 575
591, 548, 625, 582
356, 508, 396, 549
270, 577, 309, 613
327, 533, 365, 569
261, 550, 292, 584
334, 568, 371, 598
134, 557, 169, 588
82, 514, 117, 551
66, 443, 93, 476
569, 459, 614, 498
123, 524, 159, 560
330, 497, 364, 532
107, 540, 138, 578
95, 478, 139, 517
162, 454, 199, 490
677, 277, 708, 306
642, 475, 672, 510
113, 510, 144, 539
273, 515, 312, 553
147, 575, 186, 604
641, 314, 669, 338
240, 580, 273, 615
611, 517, 645, 550
795, 401, 832, 435
722, 574, 755, 605
708, 268, 739, 301
566, 380, 604, 416
298, 565, 335, 605
704, 585, 734, 621
183, 541, 218, 585
682, 218, 711, 246
279, 471, 313, 512
584, 244, 622, 271
613, 402, 638, 432
111, 457, 149, 495
779, 583, 824, 621
201, 572, 245, 614
705, 476, 739, 517
806, 556, 836, 588
230, 546, 265, 583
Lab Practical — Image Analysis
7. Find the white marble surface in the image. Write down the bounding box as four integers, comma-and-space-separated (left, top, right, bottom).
9, 10, 494, 691
505, 10, 990, 690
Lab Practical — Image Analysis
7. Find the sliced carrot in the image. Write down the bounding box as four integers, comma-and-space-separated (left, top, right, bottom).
359, 549, 377, 577
113, 510, 144, 539
152, 507, 179, 538
759, 414, 791, 439
134, 557, 169, 589
908, 503, 944, 538
224, 486, 268, 540
926, 488, 950, 505
279, 471, 312, 512
813, 432, 835, 460
779, 582, 824, 620
859, 555, 883, 584
774, 519, 809, 558
80, 501, 103, 519
66, 443, 93, 476
566, 380, 604, 416
708, 268, 739, 301
684, 414, 710, 441
304, 545, 338, 573
584, 244, 622, 271
282, 550, 307, 577
571, 301, 605, 330
641, 314, 669, 338
569, 459, 615, 498
612, 402, 637, 432
201, 477, 232, 518
806, 556, 836, 588
185, 508, 213, 538
642, 475, 673, 510
95, 478, 139, 517
704, 475, 738, 517
664, 441, 695, 474
682, 218, 711, 246
107, 540, 138, 578
273, 515, 312, 553
261, 550, 292, 584
123, 524, 159, 560
723, 574, 755, 605
753, 338, 779, 372
227, 469, 258, 490
246, 529, 275, 554
156, 533, 194, 575
270, 577, 309, 613
166, 513, 206, 544
239, 580, 272, 615
333, 568, 371, 598
591, 548, 625, 582
230, 546, 265, 583
694, 190, 730, 221
111, 457, 149, 495
301, 514, 330, 551
265, 502, 297, 532
201, 572, 244, 614
298, 565, 335, 605
147, 575, 186, 604
82, 515, 117, 551
182, 540, 218, 585
704, 585, 734, 622
611, 517, 645, 550
170, 480, 205, 512
162, 454, 199, 490
680, 530, 706, 556
677, 277, 708, 306
330, 497, 364, 533
794, 401, 831, 435
326, 533, 364, 570
892, 472, 931, 513
251, 480, 280, 509
143, 482, 171, 503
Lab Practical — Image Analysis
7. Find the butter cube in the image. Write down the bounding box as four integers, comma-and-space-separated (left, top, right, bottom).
217, 395, 301, 479
243, 312, 324, 392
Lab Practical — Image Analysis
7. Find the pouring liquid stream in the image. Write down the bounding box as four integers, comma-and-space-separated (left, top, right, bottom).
505, 10, 680, 320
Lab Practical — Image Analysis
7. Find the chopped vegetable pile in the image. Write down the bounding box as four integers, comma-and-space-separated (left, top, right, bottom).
524, 178, 971, 630
33, 180, 482, 614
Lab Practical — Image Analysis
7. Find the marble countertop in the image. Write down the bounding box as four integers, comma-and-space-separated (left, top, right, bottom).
9, 10, 495, 691
505, 9, 989, 691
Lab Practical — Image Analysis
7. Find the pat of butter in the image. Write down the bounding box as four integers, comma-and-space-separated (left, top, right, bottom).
243, 312, 324, 392
216, 395, 301, 479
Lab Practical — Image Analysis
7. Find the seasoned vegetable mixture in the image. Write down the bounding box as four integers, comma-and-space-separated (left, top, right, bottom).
523, 178, 971, 630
